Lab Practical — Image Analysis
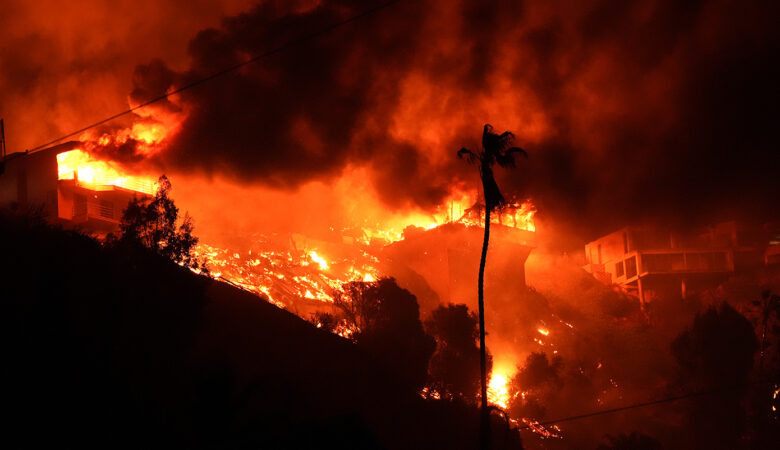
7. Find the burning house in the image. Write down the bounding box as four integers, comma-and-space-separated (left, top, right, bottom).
0, 141, 154, 233
386, 202, 536, 308
584, 221, 776, 304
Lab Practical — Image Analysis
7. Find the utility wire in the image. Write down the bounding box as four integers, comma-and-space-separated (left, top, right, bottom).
517, 380, 774, 431
27, 0, 402, 154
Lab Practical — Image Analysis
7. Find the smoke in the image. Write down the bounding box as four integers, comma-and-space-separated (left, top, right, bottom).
2, 0, 778, 241
120, 0, 780, 239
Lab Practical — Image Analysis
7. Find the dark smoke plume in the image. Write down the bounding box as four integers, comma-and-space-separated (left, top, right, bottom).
2, 0, 778, 239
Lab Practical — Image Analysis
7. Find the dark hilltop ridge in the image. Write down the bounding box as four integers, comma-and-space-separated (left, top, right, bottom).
0, 208, 522, 449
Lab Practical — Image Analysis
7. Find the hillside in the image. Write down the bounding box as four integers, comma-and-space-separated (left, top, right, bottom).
0, 209, 522, 449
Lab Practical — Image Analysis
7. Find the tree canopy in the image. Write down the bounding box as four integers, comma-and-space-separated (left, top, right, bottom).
425, 303, 490, 402
117, 175, 204, 272
670, 302, 758, 450
335, 277, 436, 391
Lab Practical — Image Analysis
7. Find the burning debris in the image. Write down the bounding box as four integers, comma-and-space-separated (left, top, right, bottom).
192, 236, 382, 313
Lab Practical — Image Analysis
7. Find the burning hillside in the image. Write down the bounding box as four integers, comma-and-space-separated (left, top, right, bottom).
3, 0, 780, 448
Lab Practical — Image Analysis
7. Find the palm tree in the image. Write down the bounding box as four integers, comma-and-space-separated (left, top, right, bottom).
457, 124, 526, 449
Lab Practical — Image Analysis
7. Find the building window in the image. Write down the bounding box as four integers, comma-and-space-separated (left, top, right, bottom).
597, 244, 602, 264
99, 200, 114, 219
615, 261, 625, 277
625, 256, 637, 278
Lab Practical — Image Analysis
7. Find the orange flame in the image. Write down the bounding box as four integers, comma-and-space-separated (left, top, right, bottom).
488, 372, 511, 409
57, 149, 156, 194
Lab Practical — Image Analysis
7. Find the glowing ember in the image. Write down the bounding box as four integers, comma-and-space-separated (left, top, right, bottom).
193, 238, 381, 309
521, 418, 562, 439
537, 328, 550, 336
57, 149, 156, 194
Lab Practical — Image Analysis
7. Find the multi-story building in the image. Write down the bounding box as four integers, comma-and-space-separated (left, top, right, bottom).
0, 141, 153, 233
584, 222, 774, 304
385, 221, 535, 309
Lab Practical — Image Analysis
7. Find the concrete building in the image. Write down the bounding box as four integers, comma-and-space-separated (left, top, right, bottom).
584, 222, 774, 304
385, 222, 535, 308
0, 141, 152, 233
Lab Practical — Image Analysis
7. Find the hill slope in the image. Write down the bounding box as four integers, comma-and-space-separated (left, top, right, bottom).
0, 210, 522, 449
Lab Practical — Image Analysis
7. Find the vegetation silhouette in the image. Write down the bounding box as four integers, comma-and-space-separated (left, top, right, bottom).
113, 175, 205, 272
334, 277, 436, 391
508, 352, 563, 421
0, 208, 525, 449
670, 303, 758, 450
750, 290, 780, 448
425, 303, 491, 402
458, 123, 527, 449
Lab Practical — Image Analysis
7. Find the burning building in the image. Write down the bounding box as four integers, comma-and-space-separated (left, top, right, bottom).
0, 142, 155, 233
386, 202, 536, 308
584, 221, 776, 304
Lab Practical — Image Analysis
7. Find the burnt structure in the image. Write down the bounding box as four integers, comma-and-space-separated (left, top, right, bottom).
0, 141, 151, 233
585, 222, 778, 304
386, 222, 535, 308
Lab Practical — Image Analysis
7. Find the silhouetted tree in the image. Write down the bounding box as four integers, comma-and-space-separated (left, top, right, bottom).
425, 303, 492, 402
749, 290, 780, 449
117, 175, 205, 271
671, 303, 758, 450
507, 352, 562, 420
596, 432, 663, 450
458, 124, 526, 448
335, 278, 436, 391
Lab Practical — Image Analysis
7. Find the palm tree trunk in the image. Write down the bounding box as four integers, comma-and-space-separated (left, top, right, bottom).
478, 204, 491, 450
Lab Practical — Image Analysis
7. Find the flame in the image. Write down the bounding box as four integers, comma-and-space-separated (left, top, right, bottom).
537, 328, 550, 336
356, 189, 535, 246
521, 418, 562, 439
488, 372, 511, 409
309, 251, 329, 270
193, 239, 381, 308
56, 149, 156, 194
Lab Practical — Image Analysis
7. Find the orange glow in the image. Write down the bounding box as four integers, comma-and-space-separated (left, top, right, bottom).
57, 149, 156, 194
537, 328, 550, 336
309, 251, 329, 270
356, 188, 535, 246
193, 242, 382, 308
488, 372, 511, 409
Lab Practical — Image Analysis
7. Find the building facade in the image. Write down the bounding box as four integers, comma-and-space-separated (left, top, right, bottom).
584, 222, 776, 304
0, 141, 152, 233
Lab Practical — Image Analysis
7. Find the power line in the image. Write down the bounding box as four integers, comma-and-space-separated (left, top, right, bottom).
27, 0, 402, 154
517, 380, 774, 431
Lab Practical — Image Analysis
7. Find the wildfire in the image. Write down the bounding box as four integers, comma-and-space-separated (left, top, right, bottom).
488, 370, 513, 409
193, 238, 381, 309
53, 144, 540, 399
354, 188, 535, 245
57, 149, 156, 194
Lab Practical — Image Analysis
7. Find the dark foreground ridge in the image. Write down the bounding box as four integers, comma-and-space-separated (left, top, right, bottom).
0, 209, 522, 449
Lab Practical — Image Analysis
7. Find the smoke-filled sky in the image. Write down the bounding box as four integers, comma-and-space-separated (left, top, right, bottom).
1, 0, 778, 241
